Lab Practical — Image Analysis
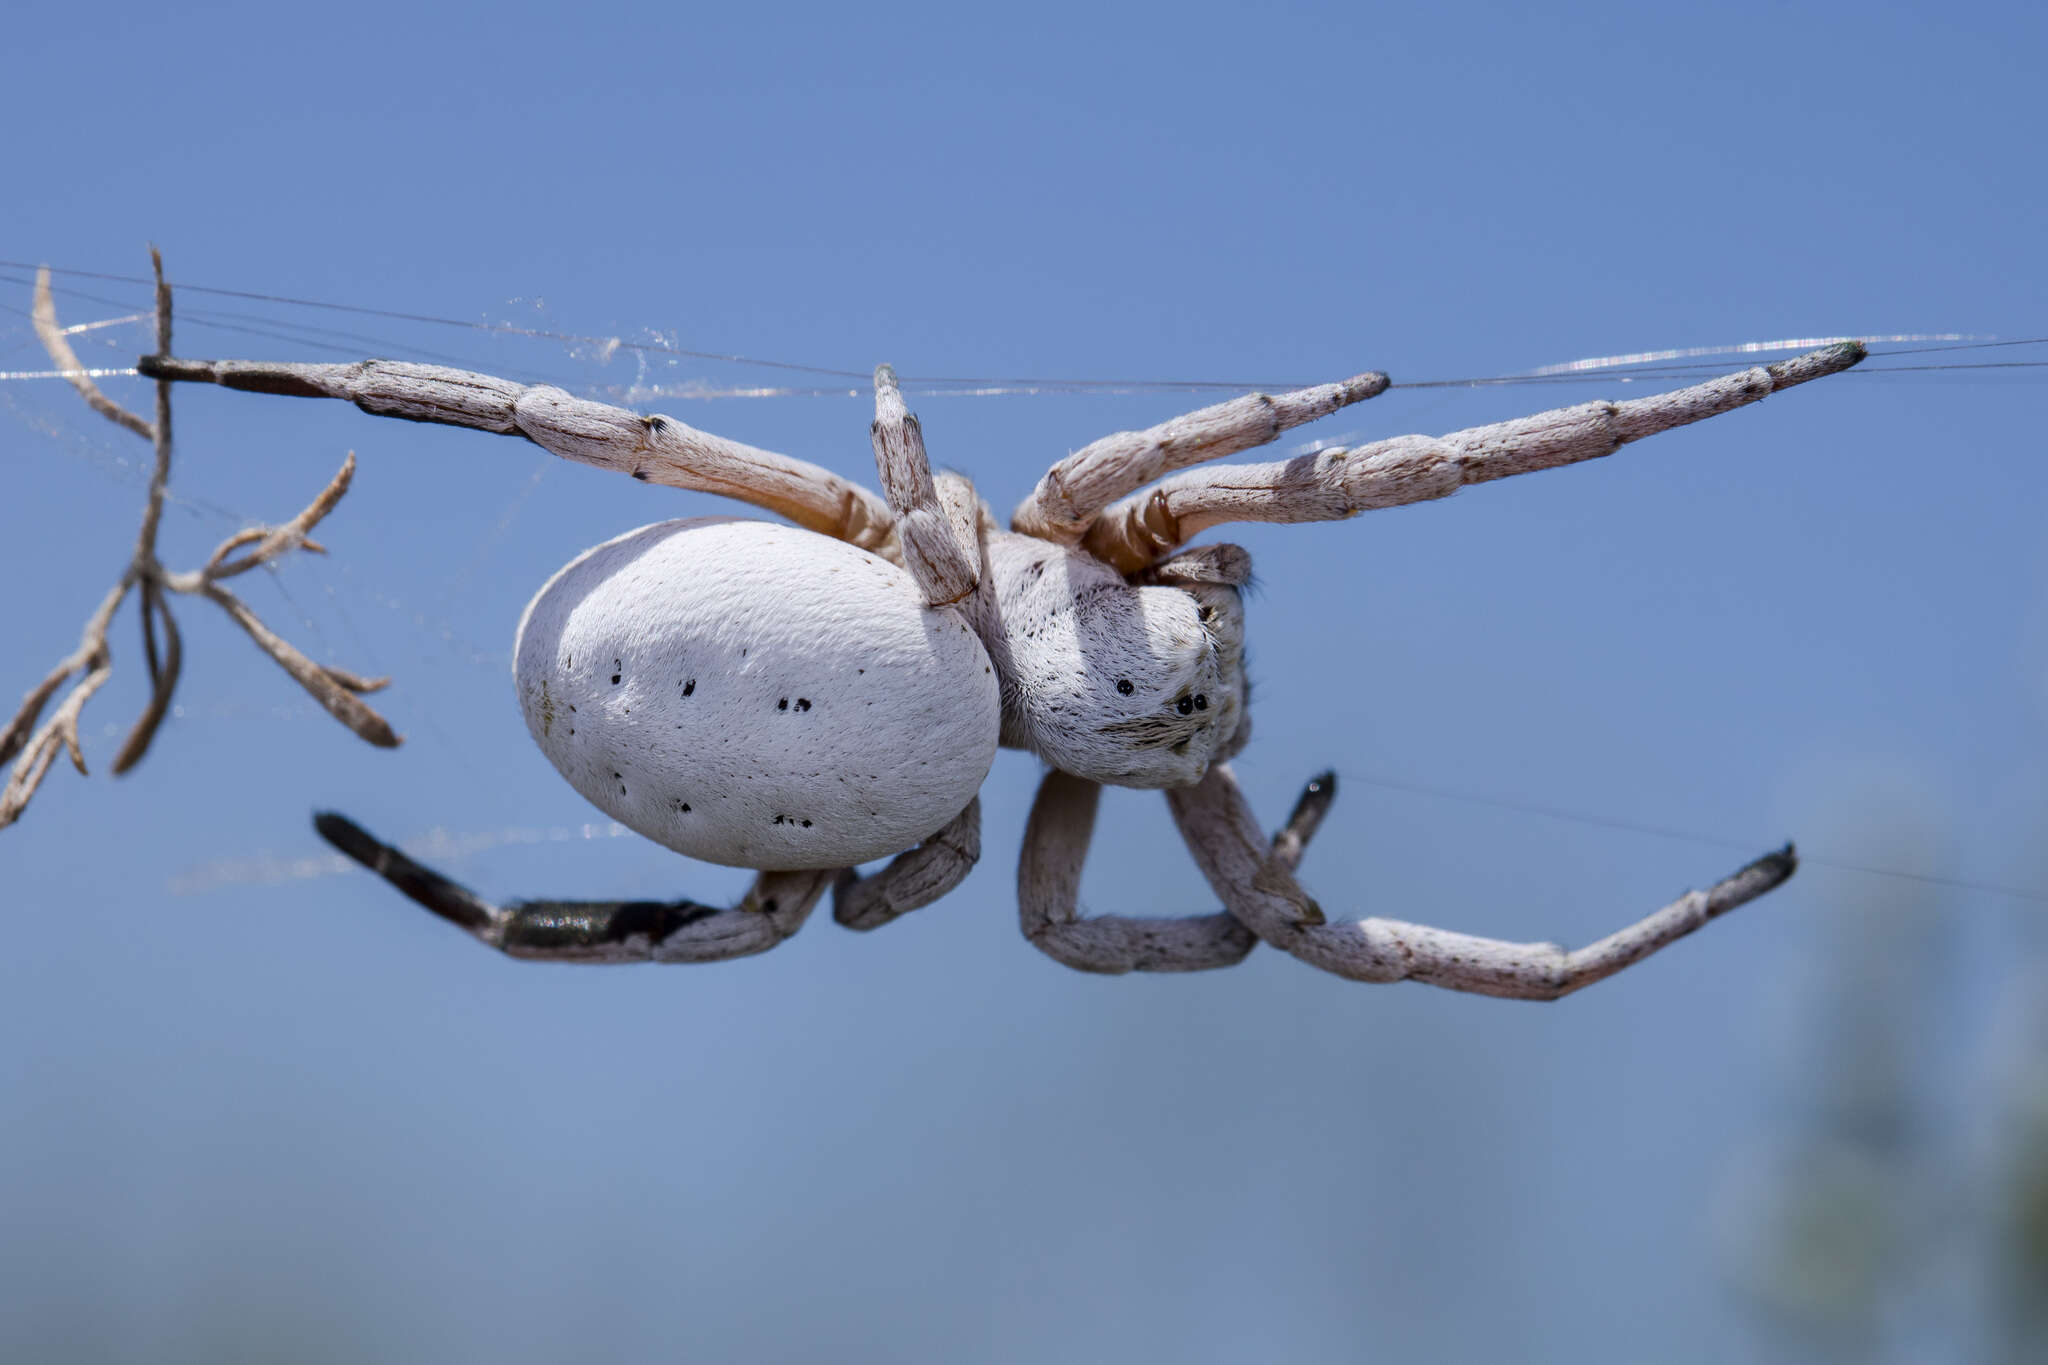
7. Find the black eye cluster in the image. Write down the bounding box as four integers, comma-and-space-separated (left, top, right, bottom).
1118, 675, 1210, 716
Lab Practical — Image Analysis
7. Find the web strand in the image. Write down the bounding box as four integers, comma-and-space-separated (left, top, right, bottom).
8, 260, 2041, 904
3, 259, 2042, 398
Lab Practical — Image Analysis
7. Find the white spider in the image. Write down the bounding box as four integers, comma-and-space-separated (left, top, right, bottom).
140, 340, 1865, 998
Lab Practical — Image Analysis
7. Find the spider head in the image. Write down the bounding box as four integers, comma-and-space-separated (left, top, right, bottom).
993, 541, 1249, 790
1092, 577, 1250, 787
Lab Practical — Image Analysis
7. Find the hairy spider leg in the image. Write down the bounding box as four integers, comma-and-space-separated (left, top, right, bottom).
869, 364, 982, 606
1012, 371, 1391, 544
834, 798, 982, 932
1082, 342, 1866, 571
1017, 768, 1336, 974
137, 355, 899, 552
1167, 765, 1796, 1001
313, 812, 831, 963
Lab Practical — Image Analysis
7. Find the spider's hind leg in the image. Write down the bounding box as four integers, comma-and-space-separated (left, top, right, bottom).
314, 813, 829, 963
833, 798, 981, 932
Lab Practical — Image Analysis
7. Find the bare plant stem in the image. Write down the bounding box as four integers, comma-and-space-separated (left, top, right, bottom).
0, 250, 400, 831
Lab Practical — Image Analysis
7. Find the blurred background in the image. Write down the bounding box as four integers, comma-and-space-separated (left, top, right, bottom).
3, 2, 2044, 1360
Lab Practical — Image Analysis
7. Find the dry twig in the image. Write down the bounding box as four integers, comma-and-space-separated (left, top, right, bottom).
0, 250, 400, 831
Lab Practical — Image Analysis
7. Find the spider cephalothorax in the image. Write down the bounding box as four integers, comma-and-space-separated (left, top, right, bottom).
966, 525, 1250, 790
141, 340, 1863, 998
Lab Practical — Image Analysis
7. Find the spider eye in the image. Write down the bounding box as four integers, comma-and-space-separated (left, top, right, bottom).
1115, 679, 1134, 695
1175, 696, 1194, 715
1193, 694, 1208, 710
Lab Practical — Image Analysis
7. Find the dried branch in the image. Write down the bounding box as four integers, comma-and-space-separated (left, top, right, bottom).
175, 452, 353, 586
110, 581, 182, 775
316, 664, 391, 696
4, 653, 115, 804
0, 579, 126, 769
199, 582, 398, 748
1, 252, 403, 831
0, 576, 131, 830
32, 269, 153, 442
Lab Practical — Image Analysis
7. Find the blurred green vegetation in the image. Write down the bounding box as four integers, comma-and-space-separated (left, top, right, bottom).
1725, 803, 2048, 1363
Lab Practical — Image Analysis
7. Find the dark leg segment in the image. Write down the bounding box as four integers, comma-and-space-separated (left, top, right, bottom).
314, 812, 829, 963
140, 355, 897, 551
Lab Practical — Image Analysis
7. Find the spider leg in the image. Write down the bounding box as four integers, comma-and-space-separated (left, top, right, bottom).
1010, 371, 1390, 544
1016, 767, 1335, 974
1166, 765, 1795, 1001
1080, 341, 1867, 571
833, 798, 980, 932
869, 365, 982, 605
138, 356, 897, 552
313, 812, 829, 963
1132, 542, 1254, 589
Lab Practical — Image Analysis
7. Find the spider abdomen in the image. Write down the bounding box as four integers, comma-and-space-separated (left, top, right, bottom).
513, 518, 998, 870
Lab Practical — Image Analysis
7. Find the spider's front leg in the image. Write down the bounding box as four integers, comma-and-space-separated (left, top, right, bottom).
314, 814, 831, 963
1081, 342, 1866, 570
1017, 768, 1335, 974
1011, 370, 1391, 544
1167, 766, 1793, 1000
139, 355, 898, 551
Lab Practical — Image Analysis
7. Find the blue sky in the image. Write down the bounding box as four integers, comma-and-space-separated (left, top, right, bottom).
5, 2, 2046, 1359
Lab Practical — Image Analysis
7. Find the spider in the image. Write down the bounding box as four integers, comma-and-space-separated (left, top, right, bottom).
139, 339, 1864, 998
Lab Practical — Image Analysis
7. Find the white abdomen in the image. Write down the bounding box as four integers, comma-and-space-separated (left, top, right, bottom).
514, 518, 998, 869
